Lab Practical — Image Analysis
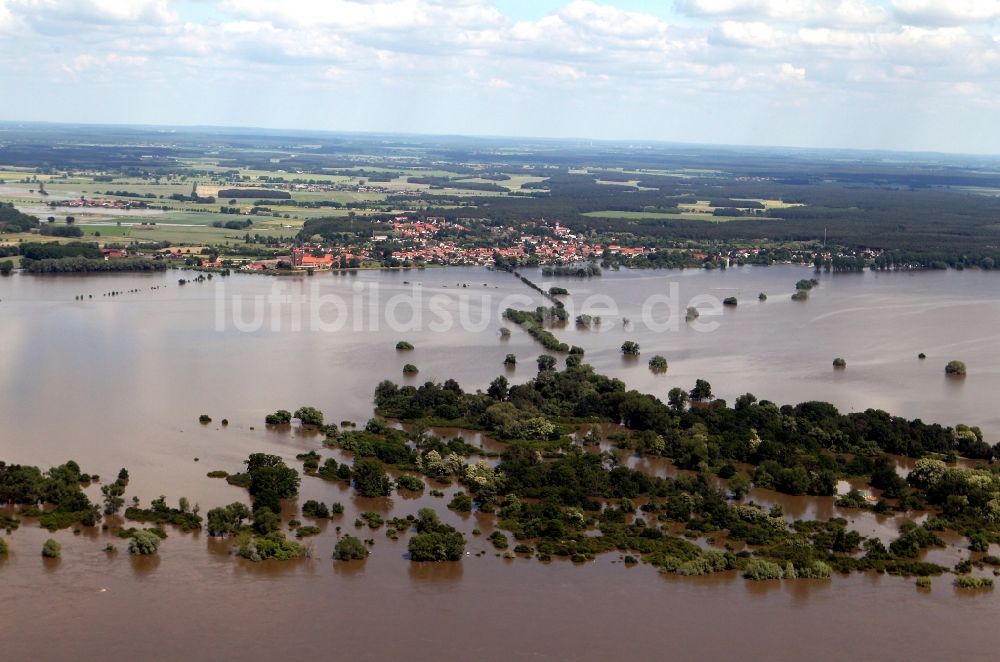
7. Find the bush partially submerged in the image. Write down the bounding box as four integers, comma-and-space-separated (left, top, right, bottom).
334, 535, 368, 561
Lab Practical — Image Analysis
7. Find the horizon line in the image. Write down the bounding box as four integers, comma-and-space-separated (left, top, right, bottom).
1, 118, 998, 162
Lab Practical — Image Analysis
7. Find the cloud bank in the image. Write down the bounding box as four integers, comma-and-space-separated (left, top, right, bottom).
1, 0, 999, 152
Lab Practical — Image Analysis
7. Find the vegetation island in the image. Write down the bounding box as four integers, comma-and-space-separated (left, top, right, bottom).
2, 356, 1000, 589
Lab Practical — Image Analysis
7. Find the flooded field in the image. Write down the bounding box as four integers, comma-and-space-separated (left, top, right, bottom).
2, 265, 1000, 660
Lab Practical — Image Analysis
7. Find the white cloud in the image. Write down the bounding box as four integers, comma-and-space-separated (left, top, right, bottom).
678, 0, 888, 27
893, 0, 1000, 25
10, 0, 176, 26
2, 0, 1000, 151
779, 62, 806, 80
219, 0, 503, 31
714, 20, 785, 48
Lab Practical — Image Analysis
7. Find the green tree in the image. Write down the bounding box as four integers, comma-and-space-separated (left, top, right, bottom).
353, 458, 391, 497
668, 387, 689, 412
648, 355, 668, 372
265, 409, 292, 425
690, 379, 713, 402
101, 480, 125, 515
206, 502, 251, 536
407, 508, 465, 561
248, 460, 300, 500
487, 376, 509, 400
294, 406, 324, 427
621, 341, 640, 356
537, 355, 557, 371
252, 508, 281, 535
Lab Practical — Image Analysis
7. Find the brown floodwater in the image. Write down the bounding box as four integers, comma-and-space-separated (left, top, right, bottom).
2, 266, 1000, 660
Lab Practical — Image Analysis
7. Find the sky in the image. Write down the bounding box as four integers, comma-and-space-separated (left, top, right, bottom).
1, 0, 1000, 153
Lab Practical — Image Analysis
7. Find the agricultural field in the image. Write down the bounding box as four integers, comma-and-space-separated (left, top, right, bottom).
4, 123, 1000, 270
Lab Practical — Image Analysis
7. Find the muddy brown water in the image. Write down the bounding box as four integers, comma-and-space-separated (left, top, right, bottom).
2, 266, 1000, 660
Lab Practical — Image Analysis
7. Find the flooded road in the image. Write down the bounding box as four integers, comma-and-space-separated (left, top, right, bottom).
2, 265, 1000, 660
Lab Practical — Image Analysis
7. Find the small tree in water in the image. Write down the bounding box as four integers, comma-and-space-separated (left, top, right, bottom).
945, 360, 967, 376
129, 530, 161, 555
334, 535, 368, 561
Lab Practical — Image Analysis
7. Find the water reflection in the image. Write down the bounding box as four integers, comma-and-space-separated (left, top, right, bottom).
407, 560, 464, 583
129, 554, 160, 576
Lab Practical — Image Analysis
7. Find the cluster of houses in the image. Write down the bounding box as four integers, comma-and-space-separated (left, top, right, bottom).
91, 215, 878, 273
54, 197, 145, 210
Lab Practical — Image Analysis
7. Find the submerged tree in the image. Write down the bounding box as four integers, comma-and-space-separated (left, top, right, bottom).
294, 406, 324, 427
945, 360, 967, 376
334, 535, 368, 561
648, 355, 668, 372
42, 539, 61, 558
128, 530, 161, 555
353, 458, 391, 498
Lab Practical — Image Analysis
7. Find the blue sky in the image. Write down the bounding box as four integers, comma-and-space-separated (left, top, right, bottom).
1, 0, 999, 153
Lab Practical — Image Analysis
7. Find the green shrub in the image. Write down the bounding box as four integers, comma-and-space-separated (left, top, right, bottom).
954, 575, 993, 589
448, 492, 472, 512
235, 532, 307, 561
396, 475, 425, 491
334, 535, 368, 561
302, 500, 329, 519
128, 529, 161, 555
489, 531, 509, 549
42, 538, 61, 558
361, 512, 384, 529
945, 360, 967, 376
743, 559, 784, 580
265, 409, 292, 425
295, 526, 321, 538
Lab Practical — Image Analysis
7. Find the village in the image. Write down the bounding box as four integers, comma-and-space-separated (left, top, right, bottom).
89, 215, 876, 274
